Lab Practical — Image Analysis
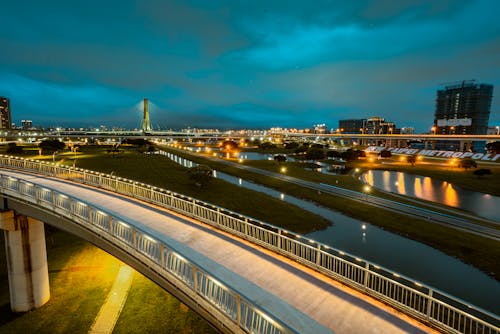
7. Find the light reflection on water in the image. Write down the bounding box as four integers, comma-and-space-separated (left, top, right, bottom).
363, 170, 500, 221
156, 150, 500, 312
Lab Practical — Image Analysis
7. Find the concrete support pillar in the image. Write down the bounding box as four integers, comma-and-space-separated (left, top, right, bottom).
424, 141, 429, 150
459, 140, 465, 152
0, 211, 50, 312
431, 141, 436, 149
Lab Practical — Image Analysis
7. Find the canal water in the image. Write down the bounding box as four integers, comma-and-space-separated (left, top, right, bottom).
362, 170, 500, 221
155, 150, 500, 313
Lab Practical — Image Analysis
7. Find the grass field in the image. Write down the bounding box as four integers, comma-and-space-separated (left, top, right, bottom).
156, 145, 500, 280
0, 227, 215, 334
28, 146, 330, 234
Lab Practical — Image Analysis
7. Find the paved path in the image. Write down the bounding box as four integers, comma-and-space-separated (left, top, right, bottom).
88, 264, 134, 334
2, 170, 437, 334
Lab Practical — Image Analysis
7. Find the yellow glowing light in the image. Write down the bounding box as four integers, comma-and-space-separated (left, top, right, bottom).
280, 167, 287, 173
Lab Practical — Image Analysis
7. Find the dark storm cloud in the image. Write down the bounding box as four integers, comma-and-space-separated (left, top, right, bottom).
0, 0, 498, 130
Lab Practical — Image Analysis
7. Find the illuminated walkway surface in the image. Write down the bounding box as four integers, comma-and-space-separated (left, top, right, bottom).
4, 170, 436, 334
88, 264, 134, 334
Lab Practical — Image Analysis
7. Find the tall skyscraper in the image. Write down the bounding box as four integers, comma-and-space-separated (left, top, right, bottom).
434, 81, 493, 135
0, 96, 11, 129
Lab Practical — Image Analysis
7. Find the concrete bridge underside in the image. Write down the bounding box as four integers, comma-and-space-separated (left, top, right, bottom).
0, 170, 436, 334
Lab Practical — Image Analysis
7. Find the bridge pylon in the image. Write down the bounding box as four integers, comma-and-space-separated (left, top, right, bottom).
141, 98, 152, 133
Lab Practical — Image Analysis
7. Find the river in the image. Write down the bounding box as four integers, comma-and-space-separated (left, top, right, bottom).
362, 170, 500, 221
155, 150, 500, 313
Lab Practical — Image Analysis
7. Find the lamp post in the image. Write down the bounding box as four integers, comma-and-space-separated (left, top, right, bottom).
363, 185, 371, 200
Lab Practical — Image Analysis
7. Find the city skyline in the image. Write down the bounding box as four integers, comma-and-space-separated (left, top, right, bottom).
1, 0, 499, 131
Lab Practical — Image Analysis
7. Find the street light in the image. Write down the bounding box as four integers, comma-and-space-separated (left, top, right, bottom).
431, 126, 436, 135
363, 185, 371, 200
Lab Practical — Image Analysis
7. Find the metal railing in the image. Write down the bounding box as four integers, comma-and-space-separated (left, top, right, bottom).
0, 173, 294, 334
0, 155, 498, 334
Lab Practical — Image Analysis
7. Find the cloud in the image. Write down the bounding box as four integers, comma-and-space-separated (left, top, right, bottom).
0, 0, 498, 131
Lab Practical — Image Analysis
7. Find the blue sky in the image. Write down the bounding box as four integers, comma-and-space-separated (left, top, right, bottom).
1, 0, 499, 131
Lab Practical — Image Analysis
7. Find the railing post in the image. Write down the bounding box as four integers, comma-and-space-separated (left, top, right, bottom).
316, 244, 321, 266
363, 262, 370, 288
51, 190, 56, 209
33, 184, 39, 204
68, 196, 73, 215
236, 294, 241, 325
426, 289, 434, 321
160, 244, 165, 268
192, 267, 198, 293
88, 206, 93, 225
277, 229, 282, 249
217, 208, 221, 225
244, 219, 249, 236
108, 215, 113, 233
132, 229, 137, 249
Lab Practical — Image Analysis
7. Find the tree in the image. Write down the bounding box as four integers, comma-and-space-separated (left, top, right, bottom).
327, 150, 341, 159
379, 149, 392, 158
355, 149, 366, 158
305, 147, 325, 160
273, 155, 287, 164
294, 143, 309, 154
485, 141, 500, 154
121, 138, 151, 146
6, 143, 23, 154
284, 142, 299, 150
258, 141, 276, 150
473, 169, 491, 178
221, 140, 238, 152
39, 139, 65, 154
407, 155, 417, 166
340, 149, 359, 162
106, 144, 123, 158
458, 158, 477, 170
187, 165, 213, 188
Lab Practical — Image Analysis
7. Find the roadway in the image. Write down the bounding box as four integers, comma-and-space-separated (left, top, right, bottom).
1, 169, 436, 334
160, 146, 500, 241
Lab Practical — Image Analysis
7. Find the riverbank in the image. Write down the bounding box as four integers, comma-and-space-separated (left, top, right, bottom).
156, 145, 500, 280
352, 157, 500, 197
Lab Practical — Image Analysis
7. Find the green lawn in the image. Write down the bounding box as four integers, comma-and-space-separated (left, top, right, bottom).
0, 227, 216, 334
113, 273, 216, 334
156, 145, 500, 280
41, 146, 329, 234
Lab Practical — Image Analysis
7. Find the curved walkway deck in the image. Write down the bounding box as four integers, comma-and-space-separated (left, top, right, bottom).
0, 169, 435, 334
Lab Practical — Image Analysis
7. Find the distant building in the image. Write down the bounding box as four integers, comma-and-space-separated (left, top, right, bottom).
0, 96, 11, 129
312, 123, 327, 134
434, 80, 493, 151
400, 127, 415, 134
338, 119, 365, 134
21, 120, 33, 130
364, 116, 398, 134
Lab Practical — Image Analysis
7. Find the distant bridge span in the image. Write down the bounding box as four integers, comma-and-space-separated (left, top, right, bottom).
0, 157, 498, 334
